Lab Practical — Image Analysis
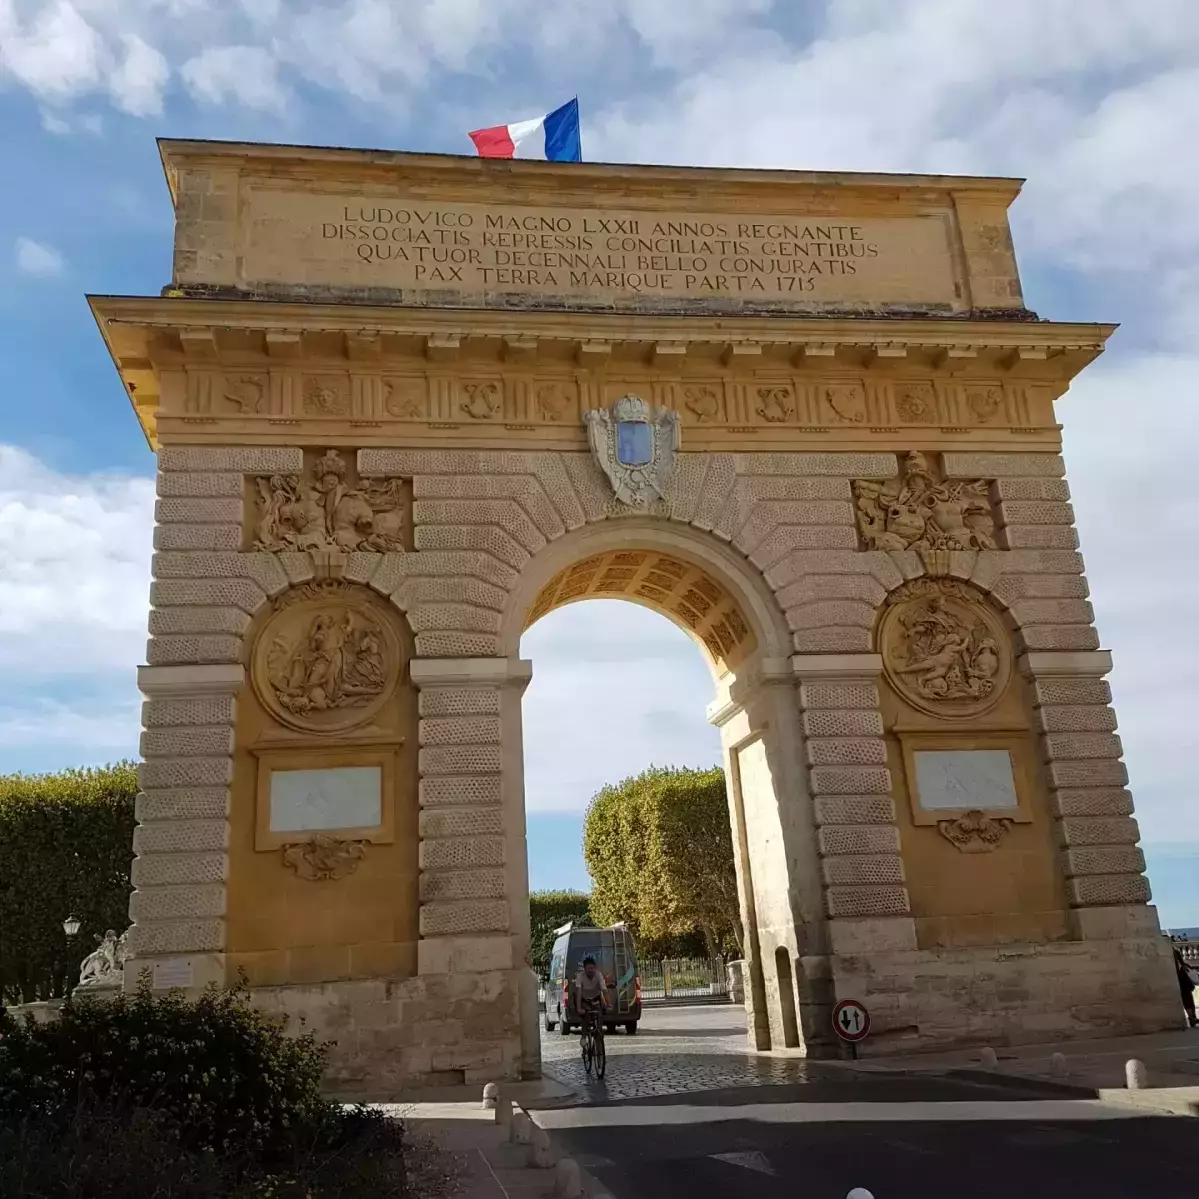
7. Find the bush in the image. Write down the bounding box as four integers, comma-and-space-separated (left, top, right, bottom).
0, 978, 410, 1198
529, 890, 592, 971
0, 763, 137, 1004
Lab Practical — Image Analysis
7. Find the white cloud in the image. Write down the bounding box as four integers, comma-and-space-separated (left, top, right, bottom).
181, 43, 287, 111
110, 32, 168, 116
13, 236, 65, 276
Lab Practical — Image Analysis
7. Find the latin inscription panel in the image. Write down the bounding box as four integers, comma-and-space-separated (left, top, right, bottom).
242, 188, 960, 309
913, 749, 1018, 812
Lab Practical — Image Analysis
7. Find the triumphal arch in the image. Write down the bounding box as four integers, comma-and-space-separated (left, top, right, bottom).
90, 138, 1179, 1090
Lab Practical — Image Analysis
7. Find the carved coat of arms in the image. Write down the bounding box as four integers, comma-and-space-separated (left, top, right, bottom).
583, 395, 679, 507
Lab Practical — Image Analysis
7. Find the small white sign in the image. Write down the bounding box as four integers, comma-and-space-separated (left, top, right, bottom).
269, 765, 382, 832
913, 749, 1017, 812
153, 959, 194, 989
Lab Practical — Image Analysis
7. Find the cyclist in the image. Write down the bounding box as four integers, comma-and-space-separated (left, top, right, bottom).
570, 954, 609, 1042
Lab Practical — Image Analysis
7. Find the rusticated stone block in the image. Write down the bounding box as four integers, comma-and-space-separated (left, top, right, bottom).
139, 757, 234, 790
825, 885, 910, 918
413, 499, 547, 555
818, 824, 901, 856
155, 496, 244, 524
419, 776, 503, 807
153, 524, 242, 551
1049, 759, 1128, 788
159, 447, 302, 474
792, 626, 873, 653
1063, 846, 1146, 877
407, 604, 503, 634
156, 471, 244, 498
799, 682, 880, 711
1035, 705, 1118, 733
733, 452, 897, 477
136, 788, 229, 823
821, 854, 906, 885
805, 738, 888, 767
1057, 816, 1140, 847
388, 550, 519, 590
998, 500, 1075, 526
367, 552, 408, 596
419, 807, 505, 838
419, 836, 505, 870
786, 600, 876, 630
941, 452, 1064, 478
1068, 873, 1151, 907
778, 573, 887, 610
1013, 599, 1094, 626
420, 900, 510, 936
395, 577, 508, 611
814, 795, 897, 825
415, 631, 502, 658
418, 689, 501, 718
690, 454, 737, 532
1018, 625, 1101, 652
132, 851, 227, 887
418, 716, 502, 746
802, 709, 885, 738
993, 477, 1071, 502
142, 696, 236, 728
343, 552, 381, 584
419, 868, 506, 900
1003, 525, 1080, 550
1033, 677, 1111, 707
140, 725, 235, 758
414, 524, 529, 569
127, 918, 226, 956
150, 578, 267, 613
277, 552, 315, 585
749, 524, 859, 570
418, 745, 502, 776
146, 634, 242, 666
1044, 732, 1123, 760
133, 818, 229, 855
1050, 788, 1134, 818
148, 606, 251, 636
129, 883, 226, 922
809, 765, 891, 796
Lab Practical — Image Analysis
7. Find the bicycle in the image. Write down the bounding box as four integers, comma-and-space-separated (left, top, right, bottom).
578, 1002, 607, 1079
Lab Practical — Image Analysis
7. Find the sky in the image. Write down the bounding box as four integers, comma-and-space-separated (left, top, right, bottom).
1, 0, 1197, 923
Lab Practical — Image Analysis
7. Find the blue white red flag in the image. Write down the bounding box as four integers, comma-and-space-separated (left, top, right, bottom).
469, 98, 581, 162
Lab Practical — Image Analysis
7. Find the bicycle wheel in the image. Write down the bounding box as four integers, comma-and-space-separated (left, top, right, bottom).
581, 1029, 593, 1075
595, 1028, 607, 1079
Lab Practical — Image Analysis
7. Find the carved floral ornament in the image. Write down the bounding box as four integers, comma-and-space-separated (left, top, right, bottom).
878, 578, 1011, 720
936, 810, 1013, 854
251, 580, 403, 734
252, 448, 408, 554
853, 451, 997, 573
282, 835, 368, 881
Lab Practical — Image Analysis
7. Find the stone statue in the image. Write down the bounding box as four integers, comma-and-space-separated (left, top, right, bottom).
853, 450, 996, 554
252, 449, 407, 553
77, 929, 127, 989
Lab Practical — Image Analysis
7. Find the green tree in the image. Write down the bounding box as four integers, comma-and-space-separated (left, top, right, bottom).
0, 763, 137, 1004
528, 890, 592, 971
583, 766, 743, 958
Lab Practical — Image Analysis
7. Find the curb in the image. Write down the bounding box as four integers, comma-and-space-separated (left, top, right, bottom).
521, 1104, 613, 1198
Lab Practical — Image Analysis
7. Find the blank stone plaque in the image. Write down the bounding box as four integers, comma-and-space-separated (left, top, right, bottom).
913, 749, 1017, 812
269, 765, 382, 833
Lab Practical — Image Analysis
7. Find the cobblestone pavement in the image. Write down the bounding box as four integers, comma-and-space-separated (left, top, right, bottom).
539, 1003, 836, 1102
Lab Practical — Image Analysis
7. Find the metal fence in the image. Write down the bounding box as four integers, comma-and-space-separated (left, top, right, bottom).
537, 956, 730, 1006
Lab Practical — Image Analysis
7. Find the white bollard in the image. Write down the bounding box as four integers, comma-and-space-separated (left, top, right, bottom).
495, 1097, 513, 1127
1126, 1059, 1149, 1090
529, 1125, 554, 1168
847, 1189, 875, 1199
511, 1111, 532, 1144
979, 1046, 998, 1068
481, 1082, 499, 1110
553, 1157, 583, 1197
1049, 1052, 1068, 1079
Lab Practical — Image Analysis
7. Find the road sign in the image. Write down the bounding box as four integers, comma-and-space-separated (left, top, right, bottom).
832, 997, 871, 1043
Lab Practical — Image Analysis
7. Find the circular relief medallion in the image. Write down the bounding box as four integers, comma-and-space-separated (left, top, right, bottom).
879, 579, 1011, 720
251, 582, 403, 734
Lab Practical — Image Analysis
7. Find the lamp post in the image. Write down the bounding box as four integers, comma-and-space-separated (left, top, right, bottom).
62, 914, 81, 999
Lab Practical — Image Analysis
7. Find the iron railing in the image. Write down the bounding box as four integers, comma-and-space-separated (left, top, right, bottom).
537, 956, 730, 1006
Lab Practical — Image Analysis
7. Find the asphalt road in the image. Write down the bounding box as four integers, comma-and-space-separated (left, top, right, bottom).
533, 1006, 1199, 1198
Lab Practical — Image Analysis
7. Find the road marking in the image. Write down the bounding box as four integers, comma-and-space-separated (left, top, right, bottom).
710, 1150, 777, 1175
535, 1099, 1172, 1129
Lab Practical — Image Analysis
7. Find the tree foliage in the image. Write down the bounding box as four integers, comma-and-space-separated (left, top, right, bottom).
583, 766, 743, 957
0, 763, 137, 1005
528, 890, 592, 970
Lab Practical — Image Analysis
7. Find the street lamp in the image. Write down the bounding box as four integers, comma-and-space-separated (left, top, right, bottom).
62, 914, 81, 939
62, 914, 81, 999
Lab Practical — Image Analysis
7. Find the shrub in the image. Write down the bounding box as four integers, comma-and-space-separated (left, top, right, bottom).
0, 979, 410, 1197
0, 763, 137, 1004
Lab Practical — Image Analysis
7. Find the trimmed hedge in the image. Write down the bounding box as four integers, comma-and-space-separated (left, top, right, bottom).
529, 890, 592, 971
0, 763, 137, 1005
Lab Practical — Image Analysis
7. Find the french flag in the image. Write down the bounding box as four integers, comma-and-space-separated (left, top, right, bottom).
469, 98, 582, 162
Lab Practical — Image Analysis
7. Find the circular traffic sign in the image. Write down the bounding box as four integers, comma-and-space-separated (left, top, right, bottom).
832, 998, 871, 1043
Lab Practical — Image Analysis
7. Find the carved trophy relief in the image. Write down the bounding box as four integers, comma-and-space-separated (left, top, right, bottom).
282, 835, 368, 881
461, 380, 501, 420
252, 580, 403, 734
936, 810, 1013, 853
303, 376, 350, 416
879, 578, 1011, 719
251, 448, 408, 554
223, 374, 267, 414
535, 382, 572, 421
966, 386, 1003, 423
755, 386, 795, 423
893, 382, 937, 424
684, 385, 721, 422
853, 451, 997, 562
384, 378, 426, 419
824, 384, 867, 424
